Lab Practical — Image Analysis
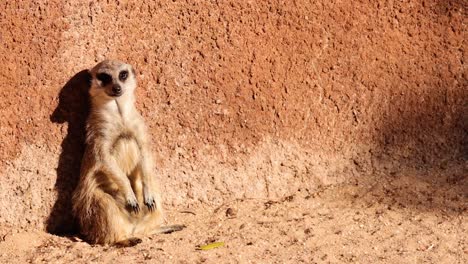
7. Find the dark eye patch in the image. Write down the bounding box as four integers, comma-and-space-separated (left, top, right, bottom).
119, 70, 128, 81
97, 73, 112, 86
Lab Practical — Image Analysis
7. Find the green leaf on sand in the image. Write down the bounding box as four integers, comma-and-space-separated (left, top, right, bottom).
197, 242, 225, 250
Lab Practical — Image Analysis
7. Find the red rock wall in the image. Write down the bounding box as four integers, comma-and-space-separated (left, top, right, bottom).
0, 1, 466, 233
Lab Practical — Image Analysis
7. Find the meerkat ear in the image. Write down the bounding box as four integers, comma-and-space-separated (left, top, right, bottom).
85, 70, 92, 86
131, 66, 136, 78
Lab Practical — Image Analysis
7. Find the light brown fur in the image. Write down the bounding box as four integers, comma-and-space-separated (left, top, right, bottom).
72, 60, 184, 246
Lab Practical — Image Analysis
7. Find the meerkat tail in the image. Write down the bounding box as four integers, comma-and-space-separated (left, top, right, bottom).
114, 225, 185, 247
151, 224, 187, 235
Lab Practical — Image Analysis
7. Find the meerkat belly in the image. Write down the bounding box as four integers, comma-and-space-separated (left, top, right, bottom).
111, 134, 141, 175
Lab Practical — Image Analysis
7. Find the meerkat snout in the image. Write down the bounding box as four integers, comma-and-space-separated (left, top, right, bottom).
112, 83, 122, 96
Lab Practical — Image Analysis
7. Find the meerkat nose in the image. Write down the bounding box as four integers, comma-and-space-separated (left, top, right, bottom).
112, 85, 122, 94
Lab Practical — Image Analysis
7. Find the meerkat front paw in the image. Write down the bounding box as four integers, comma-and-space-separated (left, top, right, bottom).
143, 193, 156, 211
144, 197, 156, 211
126, 196, 140, 213
143, 187, 158, 211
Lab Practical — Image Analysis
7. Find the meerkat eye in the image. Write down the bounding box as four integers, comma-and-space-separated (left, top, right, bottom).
119, 70, 128, 81
97, 73, 112, 86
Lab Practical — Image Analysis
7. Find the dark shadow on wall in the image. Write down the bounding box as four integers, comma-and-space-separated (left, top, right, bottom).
376, 89, 467, 171
360, 0, 468, 212
47, 70, 91, 235
357, 84, 467, 213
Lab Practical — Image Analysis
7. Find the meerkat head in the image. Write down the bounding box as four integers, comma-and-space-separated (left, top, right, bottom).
89, 60, 137, 101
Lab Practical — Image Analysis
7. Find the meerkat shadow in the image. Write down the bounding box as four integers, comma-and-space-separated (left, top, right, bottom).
48, 69, 91, 236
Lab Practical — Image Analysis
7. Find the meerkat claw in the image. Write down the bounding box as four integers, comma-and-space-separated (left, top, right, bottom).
144, 197, 156, 211
126, 200, 140, 213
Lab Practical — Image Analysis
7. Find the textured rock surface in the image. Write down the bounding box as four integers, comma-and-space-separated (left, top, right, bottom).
0, 0, 466, 240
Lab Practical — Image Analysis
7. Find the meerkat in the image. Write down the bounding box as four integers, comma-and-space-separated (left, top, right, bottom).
72, 60, 184, 246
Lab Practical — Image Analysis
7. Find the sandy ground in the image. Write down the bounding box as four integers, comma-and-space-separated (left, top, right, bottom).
1, 171, 466, 264
0, 1, 466, 263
